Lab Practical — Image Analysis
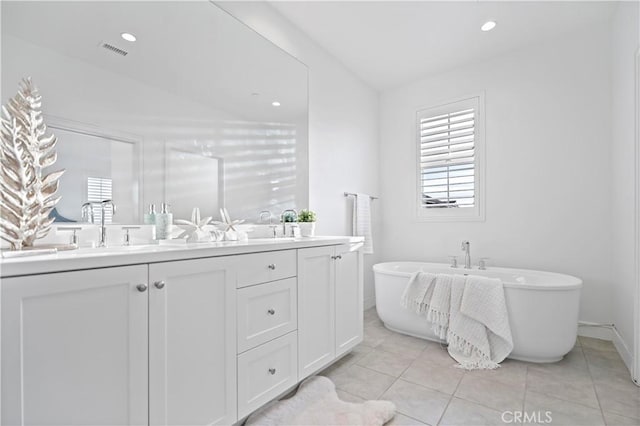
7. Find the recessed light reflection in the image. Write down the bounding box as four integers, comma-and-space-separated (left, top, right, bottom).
121, 32, 137, 42
481, 21, 496, 32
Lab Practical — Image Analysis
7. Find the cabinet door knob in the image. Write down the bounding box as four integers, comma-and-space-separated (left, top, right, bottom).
267, 308, 275, 315
336, 255, 342, 260
136, 283, 148, 292
268, 264, 276, 270
268, 368, 276, 375
154, 281, 166, 290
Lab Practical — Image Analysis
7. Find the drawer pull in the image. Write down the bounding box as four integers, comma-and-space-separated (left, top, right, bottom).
136, 283, 148, 292
267, 308, 275, 315
154, 280, 165, 290
331, 255, 343, 260
268, 264, 276, 270
268, 368, 276, 375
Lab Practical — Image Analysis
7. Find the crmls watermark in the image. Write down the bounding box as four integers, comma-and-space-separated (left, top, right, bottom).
501, 411, 553, 424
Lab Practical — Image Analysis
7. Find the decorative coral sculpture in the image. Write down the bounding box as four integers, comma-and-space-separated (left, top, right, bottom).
0, 78, 65, 250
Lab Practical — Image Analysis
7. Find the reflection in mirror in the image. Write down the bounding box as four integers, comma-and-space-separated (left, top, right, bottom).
1, 1, 309, 225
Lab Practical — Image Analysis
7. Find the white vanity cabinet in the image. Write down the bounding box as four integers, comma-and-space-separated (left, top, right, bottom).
148, 258, 236, 426
297, 243, 364, 379
1, 265, 150, 426
1, 239, 363, 425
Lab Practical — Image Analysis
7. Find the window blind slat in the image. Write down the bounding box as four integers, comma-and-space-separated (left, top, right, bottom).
419, 104, 476, 209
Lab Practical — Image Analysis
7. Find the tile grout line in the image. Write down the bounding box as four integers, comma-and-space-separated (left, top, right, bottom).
435, 370, 466, 426
583, 346, 613, 425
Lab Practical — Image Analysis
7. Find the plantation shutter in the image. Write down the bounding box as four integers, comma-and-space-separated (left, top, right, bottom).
419, 102, 476, 209
87, 177, 113, 223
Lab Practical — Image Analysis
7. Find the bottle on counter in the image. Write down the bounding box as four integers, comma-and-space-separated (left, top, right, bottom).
143, 203, 157, 225
155, 203, 173, 240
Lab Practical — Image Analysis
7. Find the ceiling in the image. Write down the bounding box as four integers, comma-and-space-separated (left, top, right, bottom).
2, 1, 308, 122
270, 1, 617, 91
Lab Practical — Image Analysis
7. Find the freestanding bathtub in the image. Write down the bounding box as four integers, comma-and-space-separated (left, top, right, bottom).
373, 262, 583, 363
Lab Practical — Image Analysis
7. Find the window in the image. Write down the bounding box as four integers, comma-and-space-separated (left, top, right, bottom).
87, 177, 113, 223
417, 95, 484, 221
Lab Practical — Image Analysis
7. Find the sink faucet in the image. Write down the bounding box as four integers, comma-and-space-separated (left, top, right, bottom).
99, 200, 116, 247
81, 202, 96, 224
461, 240, 471, 269
281, 209, 298, 236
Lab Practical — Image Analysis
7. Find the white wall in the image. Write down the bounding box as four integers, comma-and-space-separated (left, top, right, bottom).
218, 2, 381, 307
379, 26, 613, 324
611, 1, 640, 369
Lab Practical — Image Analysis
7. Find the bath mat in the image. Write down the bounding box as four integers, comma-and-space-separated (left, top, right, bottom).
245, 375, 396, 426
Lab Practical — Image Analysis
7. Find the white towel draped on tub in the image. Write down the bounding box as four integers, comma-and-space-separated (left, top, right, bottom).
352, 193, 373, 254
400, 272, 513, 370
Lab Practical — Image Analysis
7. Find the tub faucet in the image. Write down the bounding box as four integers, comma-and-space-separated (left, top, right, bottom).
461, 240, 471, 269
99, 200, 116, 247
81, 202, 96, 224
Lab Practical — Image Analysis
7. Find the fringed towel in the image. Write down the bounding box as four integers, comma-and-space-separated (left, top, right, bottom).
448, 275, 513, 370
400, 272, 513, 370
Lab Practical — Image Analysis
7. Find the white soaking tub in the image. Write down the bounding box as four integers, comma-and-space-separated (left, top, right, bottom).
373, 262, 583, 363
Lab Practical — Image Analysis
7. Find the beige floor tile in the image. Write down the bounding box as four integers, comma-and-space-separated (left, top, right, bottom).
358, 348, 415, 377
439, 397, 504, 426
603, 411, 640, 426
418, 342, 456, 367
335, 389, 366, 403
385, 413, 428, 426
526, 367, 600, 409
364, 307, 384, 326
579, 336, 617, 353
527, 346, 589, 378
595, 381, 640, 421
376, 332, 430, 359
585, 348, 628, 372
454, 374, 524, 412
464, 358, 528, 389
525, 390, 605, 426
330, 364, 396, 400
381, 379, 450, 426
589, 365, 637, 389
364, 323, 394, 348
401, 355, 465, 395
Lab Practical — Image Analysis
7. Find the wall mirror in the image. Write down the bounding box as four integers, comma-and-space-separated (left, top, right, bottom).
1, 1, 309, 224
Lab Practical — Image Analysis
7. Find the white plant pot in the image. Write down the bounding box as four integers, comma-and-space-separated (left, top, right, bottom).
299, 222, 316, 237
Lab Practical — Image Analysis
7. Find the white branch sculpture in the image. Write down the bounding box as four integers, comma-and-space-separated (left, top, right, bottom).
0, 78, 65, 250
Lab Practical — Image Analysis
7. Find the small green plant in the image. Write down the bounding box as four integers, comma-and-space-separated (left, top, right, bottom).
298, 209, 317, 223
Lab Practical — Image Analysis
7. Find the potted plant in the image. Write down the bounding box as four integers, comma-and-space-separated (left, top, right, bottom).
298, 209, 317, 237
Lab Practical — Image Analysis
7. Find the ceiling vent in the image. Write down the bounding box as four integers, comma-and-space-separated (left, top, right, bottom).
100, 42, 128, 57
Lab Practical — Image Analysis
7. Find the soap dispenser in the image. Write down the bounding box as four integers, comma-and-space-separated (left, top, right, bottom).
144, 203, 157, 225
155, 203, 173, 240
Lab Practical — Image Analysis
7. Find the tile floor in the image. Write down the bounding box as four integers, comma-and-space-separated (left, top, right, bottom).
319, 308, 640, 426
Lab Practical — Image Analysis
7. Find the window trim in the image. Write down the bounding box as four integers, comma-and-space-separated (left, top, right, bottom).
415, 93, 486, 222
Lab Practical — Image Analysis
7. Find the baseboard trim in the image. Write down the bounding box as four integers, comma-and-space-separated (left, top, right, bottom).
578, 322, 614, 340
612, 327, 634, 373
578, 322, 635, 375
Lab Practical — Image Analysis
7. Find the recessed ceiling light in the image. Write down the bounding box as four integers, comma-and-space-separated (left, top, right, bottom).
272, 101, 281, 107
121, 32, 137, 42
481, 21, 497, 32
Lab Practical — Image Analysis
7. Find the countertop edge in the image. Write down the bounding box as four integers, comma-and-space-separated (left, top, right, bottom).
0, 236, 365, 278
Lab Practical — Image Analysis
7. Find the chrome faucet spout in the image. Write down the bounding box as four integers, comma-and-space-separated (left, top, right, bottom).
81, 202, 96, 224
461, 240, 471, 269
99, 200, 116, 247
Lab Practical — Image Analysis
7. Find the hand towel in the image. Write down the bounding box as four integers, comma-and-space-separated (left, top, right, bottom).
447, 275, 513, 370
352, 193, 373, 254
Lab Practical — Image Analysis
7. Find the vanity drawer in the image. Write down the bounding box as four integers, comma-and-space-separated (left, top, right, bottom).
237, 278, 297, 353
236, 250, 296, 288
237, 331, 298, 419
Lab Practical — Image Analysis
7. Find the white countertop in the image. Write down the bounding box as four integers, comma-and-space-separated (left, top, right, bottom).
0, 236, 364, 278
